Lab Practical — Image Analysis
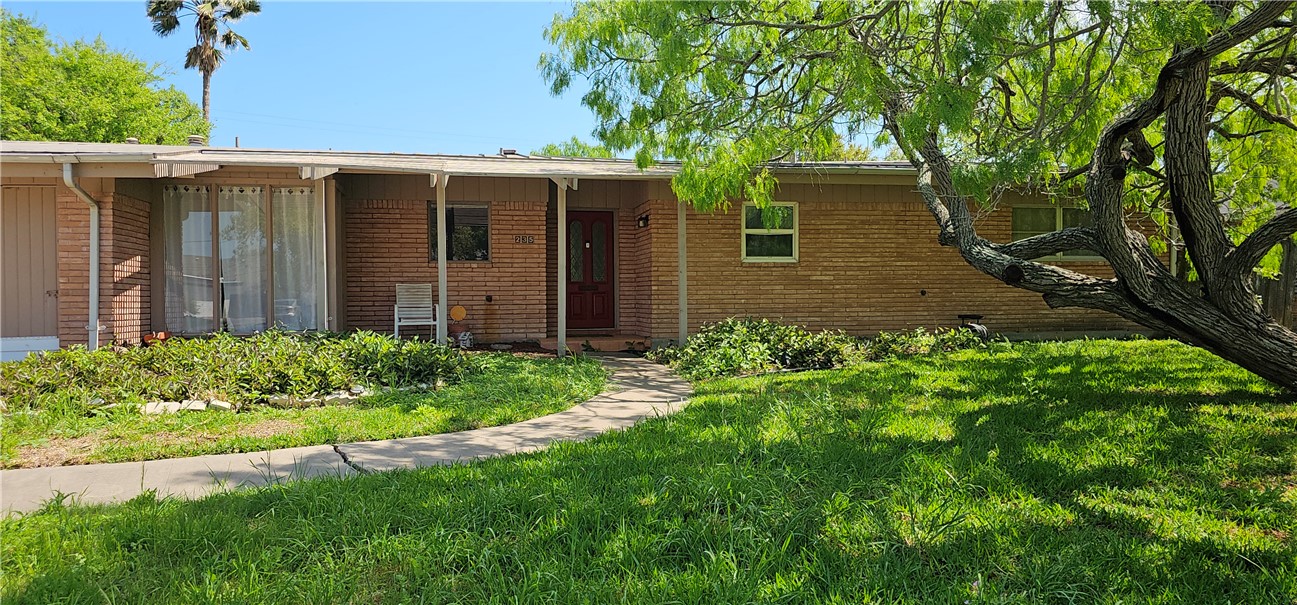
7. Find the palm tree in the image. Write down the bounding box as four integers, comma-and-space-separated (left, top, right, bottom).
146, 0, 261, 123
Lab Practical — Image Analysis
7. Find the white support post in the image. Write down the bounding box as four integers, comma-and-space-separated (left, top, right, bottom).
678, 202, 688, 345
315, 180, 328, 331
434, 172, 449, 345
555, 178, 568, 357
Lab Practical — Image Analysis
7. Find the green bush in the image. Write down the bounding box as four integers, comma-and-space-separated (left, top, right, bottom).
649, 319, 986, 380
865, 327, 987, 359
647, 317, 863, 380
0, 331, 470, 413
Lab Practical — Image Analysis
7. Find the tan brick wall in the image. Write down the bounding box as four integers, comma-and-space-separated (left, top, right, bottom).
341, 175, 550, 341
52, 178, 154, 346
55, 179, 106, 347
103, 189, 151, 344
643, 183, 1144, 339
36, 170, 1183, 349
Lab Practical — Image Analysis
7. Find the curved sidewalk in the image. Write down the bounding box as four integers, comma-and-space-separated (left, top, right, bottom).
0, 355, 691, 514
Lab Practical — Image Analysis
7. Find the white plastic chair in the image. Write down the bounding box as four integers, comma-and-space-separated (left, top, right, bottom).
394, 283, 437, 338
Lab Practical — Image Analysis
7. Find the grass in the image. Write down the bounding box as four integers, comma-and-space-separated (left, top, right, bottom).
2, 339, 1295, 603
0, 353, 607, 468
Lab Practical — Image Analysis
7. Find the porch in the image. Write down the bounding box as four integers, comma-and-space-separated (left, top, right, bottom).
1, 144, 699, 356
336, 172, 690, 353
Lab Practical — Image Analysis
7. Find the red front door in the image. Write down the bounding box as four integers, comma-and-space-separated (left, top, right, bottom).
566, 211, 614, 329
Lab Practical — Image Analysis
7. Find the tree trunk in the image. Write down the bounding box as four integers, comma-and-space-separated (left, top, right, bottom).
876, 1, 1297, 392
1088, 287, 1297, 392
202, 70, 212, 123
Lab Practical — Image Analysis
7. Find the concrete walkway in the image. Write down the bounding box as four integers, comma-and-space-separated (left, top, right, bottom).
0, 355, 691, 514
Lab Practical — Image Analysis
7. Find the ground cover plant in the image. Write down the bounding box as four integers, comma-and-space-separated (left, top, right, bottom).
648, 316, 984, 379
0, 332, 606, 467
3, 339, 1292, 603
1, 330, 470, 408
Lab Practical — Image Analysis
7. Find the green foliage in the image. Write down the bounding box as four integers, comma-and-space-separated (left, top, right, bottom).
648, 318, 986, 380
0, 331, 469, 414
146, 0, 260, 75
531, 136, 617, 158
647, 317, 863, 379
1, 353, 606, 467
543, 1, 1296, 274
2, 340, 1291, 603
0, 10, 209, 144
866, 327, 988, 359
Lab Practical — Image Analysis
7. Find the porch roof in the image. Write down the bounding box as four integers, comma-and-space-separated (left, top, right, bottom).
0, 140, 917, 180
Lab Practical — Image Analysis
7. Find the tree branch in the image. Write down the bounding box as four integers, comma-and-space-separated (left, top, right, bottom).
1224, 208, 1297, 276
991, 227, 1099, 260
1211, 81, 1297, 131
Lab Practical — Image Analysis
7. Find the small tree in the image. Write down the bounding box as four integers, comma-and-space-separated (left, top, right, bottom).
147, 0, 261, 122
532, 137, 617, 158
544, 1, 1297, 391
0, 10, 208, 144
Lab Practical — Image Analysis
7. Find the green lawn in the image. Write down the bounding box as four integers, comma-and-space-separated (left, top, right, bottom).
0, 353, 606, 468
3, 339, 1294, 603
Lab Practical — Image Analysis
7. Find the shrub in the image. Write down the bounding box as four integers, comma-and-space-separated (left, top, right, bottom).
864, 327, 986, 360
649, 319, 987, 380
0, 331, 470, 413
647, 317, 862, 380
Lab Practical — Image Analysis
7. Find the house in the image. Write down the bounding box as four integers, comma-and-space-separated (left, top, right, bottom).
0, 139, 1145, 360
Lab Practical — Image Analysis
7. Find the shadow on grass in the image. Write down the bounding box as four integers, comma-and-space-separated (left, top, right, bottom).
3, 340, 1294, 604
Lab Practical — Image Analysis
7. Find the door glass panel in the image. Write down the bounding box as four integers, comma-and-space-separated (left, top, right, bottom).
272, 187, 319, 330
592, 221, 607, 282
568, 220, 583, 282
218, 186, 267, 334
161, 185, 215, 333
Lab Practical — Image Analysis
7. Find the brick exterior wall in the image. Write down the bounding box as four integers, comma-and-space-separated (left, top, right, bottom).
341, 174, 1155, 343
103, 187, 151, 344
641, 181, 1142, 339
52, 178, 154, 347
55, 179, 105, 347
341, 175, 550, 341
24, 169, 1229, 350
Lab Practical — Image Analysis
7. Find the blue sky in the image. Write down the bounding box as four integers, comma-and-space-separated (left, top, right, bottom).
7, 1, 599, 154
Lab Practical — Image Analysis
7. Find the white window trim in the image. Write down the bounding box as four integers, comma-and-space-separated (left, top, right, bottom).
741, 202, 799, 263
428, 202, 492, 263
1011, 205, 1105, 262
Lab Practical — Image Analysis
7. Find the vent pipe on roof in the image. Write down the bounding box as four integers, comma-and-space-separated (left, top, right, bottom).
124, 137, 139, 144
187, 135, 206, 146
499, 148, 518, 156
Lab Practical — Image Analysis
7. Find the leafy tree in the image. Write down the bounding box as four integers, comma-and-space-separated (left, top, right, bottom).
0, 10, 208, 144
533, 134, 871, 160
544, 1, 1297, 390
532, 136, 617, 158
147, 0, 261, 122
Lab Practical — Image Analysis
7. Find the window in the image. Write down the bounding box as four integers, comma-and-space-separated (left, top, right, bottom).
160, 184, 324, 335
428, 204, 490, 261
1011, 206, 1099, 260
742, 202, 798, 262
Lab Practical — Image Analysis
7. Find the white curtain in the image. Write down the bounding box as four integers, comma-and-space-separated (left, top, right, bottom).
271, 187, 322, 330
162, 184, 321, 334
161, 185, 214, 334
218, 186, 267, 335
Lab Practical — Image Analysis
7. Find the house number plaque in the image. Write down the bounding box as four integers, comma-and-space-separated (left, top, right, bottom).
513, 235, 536, 244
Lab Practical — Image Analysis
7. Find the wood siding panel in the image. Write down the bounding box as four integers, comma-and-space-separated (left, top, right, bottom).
1, 186, 58, 337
